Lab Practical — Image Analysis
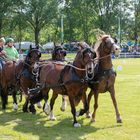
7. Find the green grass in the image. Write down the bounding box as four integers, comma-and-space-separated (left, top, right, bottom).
0, 57, 140, 140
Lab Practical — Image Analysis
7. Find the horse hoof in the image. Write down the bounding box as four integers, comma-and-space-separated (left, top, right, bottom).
116, 116, 122, 123
60, 107, 65, 112
73, 123, 81, 127
90, 118, 96, 123
23, 108, 28, 113
117, 119, 122, 123
32, 111, 36, 115
50, 116, 56, 121
44, 108, 50, 115
13, 103, 18, 110
86, 113, 91, 118
36, 102, 42, 109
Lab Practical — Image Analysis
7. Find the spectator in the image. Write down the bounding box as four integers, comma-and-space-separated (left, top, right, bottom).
0, 37, 7, 70
4, 38, 19, 61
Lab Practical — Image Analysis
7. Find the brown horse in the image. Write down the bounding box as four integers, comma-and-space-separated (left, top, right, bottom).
16, 45, 42, 113
51, 45, 66, 61
0, 45, 42, 110
86, 35, 122, 123
19, 45, 67, 113
0, 60, 17, 110
29, 42, 96, 127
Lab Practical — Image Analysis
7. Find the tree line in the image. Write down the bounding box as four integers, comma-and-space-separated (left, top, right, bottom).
0, 0, 140, 45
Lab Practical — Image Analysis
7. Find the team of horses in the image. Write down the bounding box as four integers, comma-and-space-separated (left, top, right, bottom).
0, 35, 122, 127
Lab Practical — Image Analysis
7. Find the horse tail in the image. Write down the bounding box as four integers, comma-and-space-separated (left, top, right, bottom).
29, 92, 43, 104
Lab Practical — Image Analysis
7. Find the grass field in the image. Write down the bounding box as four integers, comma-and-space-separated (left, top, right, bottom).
0, 57, 140, 140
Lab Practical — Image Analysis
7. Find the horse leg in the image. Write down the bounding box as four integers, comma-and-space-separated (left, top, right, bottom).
22, 93, 29, 112
91, 92, 99, 122
19, 90, 22, 103
22, 88, 36, 113
12, 89, 18, 110
86, 90, 94, 118
29, 103, 36, 114
76, 93, 89, 117
1, 88, 8, 110
60, 95, 67, 112
109, 86, 122, 123
68, 95, 81, 127
36, 102, 42, 109
23, 99, 29, 112
49, 93, 58, 120
43, 90, 50, 115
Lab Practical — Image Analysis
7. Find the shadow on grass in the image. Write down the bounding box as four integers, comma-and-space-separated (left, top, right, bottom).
0, 111, 122, 140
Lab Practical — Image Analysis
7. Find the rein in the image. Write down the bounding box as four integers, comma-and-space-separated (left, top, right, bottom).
38, 61, 86, 71
23, 61, 32, 67
93, 54, 111, 62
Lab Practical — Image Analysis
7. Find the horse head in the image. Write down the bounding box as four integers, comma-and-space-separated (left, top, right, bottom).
52, 45, 67, 61
26, 45, 41, 65
95, 35, 120, 56
75, 42, 96, 80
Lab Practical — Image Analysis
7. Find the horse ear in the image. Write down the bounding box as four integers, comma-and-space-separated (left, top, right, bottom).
77, 42, 90, 50
36, 45, 39, 49
29, 44, 32, 50
101, 35, 110, 42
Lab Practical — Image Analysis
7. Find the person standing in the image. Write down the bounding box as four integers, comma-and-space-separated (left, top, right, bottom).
0, 37, 7, 69
4, 38, 19, 61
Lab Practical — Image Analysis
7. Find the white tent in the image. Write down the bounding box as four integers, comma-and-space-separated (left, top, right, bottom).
14, 42, 36, 50
42, 42, 54, 50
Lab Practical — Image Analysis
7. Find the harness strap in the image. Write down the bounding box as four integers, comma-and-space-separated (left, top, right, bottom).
38, 61, 86, 71
93, 54, 111, 62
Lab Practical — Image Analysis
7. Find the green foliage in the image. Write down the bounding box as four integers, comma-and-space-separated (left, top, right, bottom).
1, 0, 140, 44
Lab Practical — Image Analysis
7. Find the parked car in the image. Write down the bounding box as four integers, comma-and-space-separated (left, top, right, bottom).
63, 43, 79, 52
42, 42, 54, 51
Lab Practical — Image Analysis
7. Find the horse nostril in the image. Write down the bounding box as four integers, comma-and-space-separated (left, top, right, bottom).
88, 68, 92, 73
89, 68, 92, 71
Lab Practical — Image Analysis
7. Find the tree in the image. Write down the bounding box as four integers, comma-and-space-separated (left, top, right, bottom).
0, 0, 15, 35
19, 0, 58, 45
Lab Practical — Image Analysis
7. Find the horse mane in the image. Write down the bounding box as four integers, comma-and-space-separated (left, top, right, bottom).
94, 35, 110, 52
78, 42, 89, 48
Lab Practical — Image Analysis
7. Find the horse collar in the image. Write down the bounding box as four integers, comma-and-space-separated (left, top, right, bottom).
71, 67, 87, 83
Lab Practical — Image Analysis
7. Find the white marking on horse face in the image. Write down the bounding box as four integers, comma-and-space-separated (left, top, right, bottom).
113, 43, 120, 50
113, 44, 121, 55
87, 62, 94, 73
88, 52, 92, 58
86, 62, 95, 80
106, 37, 121, 54
34, 63, 38, 69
